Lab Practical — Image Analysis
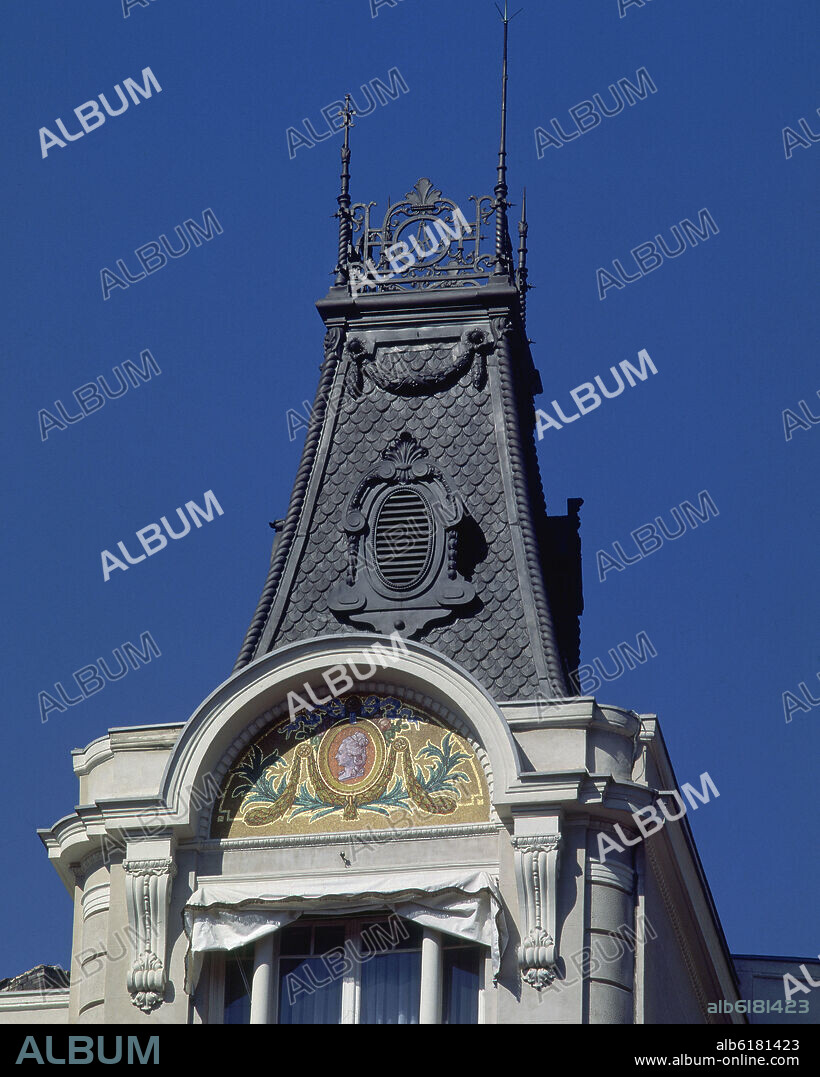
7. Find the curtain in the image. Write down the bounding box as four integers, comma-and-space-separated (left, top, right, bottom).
359, 950, 420, 1024
277, 956, 343, 1024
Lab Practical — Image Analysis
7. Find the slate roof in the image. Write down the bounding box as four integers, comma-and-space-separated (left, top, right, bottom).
236, 324, 581, 702
277, 357, 540, 696
0, 965, 69, 992
234, 180, 583, 702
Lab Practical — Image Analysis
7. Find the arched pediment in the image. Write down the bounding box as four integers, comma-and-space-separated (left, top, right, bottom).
158, 634, 523, 836
210, 691, 491, 839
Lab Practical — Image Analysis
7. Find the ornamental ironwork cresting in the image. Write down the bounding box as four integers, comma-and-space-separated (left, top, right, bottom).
348, 178, 498, 292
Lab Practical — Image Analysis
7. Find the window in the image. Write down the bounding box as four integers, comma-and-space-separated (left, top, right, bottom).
223, 944, 253, 1026
214, 915, 484, 1024
278, 922, 346, 1024
442, 937, 482, 1025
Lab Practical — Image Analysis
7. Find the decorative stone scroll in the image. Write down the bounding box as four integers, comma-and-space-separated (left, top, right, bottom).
512, 834, 561, 988
123, 856, 176, 1013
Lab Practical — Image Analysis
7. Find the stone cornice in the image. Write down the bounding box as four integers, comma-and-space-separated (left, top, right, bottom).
38, 801, 177, 894
72, 724, 182, 777
315, 280, 519, 320
0, 991, 70, 1013
193, 822, 503, 853
497, 773, 660, 816
71, 735, 114, 777
501, 698, 641, 737
108, 725, 182, 749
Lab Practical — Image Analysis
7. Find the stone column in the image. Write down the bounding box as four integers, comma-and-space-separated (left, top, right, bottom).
586, 825, 637, 1024
250, 934, 275, 1025
419, 928, 443, 1024
75, 855, 110, 1023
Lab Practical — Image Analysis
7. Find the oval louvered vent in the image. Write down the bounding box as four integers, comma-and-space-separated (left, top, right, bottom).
374, 487, 433, 591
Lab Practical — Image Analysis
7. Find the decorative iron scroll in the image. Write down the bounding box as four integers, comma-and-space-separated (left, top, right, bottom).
347, 178, 497, 293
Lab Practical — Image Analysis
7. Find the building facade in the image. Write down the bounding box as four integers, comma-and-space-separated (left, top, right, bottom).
15, 57, 818, 1027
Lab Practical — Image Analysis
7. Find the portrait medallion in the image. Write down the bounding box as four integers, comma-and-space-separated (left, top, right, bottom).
316, 719, 386, 796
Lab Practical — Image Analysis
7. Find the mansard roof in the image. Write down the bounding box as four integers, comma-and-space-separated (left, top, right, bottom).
233, 172, 583, 701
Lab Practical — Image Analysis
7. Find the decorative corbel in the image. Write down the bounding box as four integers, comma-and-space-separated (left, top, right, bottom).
512, 833, 561, 988
323, 326, 346, 365
343, 336, 372, 397
489, 314, 514, 349
123, 856, 176, 1013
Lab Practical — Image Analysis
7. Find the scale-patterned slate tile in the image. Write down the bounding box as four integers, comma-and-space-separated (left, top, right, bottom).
271, 352, 544, 698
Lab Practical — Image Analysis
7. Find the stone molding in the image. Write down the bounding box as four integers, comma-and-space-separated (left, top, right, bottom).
162, 636, 521, 833
193, 821, 503, 852
0, 991, 70, 1014
645, 841, 711, 1020
80, 882, 110, 921
586, 859, 635, 894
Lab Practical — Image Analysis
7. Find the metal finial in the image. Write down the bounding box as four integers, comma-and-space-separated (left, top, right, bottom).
493, 3, 522, 275
335, 94, 356, 285
341, 93, 355, 152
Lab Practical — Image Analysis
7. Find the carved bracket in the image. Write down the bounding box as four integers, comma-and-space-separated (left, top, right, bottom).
123, 856, 176, 1014
512, 834, 561, 988
323, 326, 345, 364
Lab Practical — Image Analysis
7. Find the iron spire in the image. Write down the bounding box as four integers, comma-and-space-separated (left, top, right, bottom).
335, 94, 355, 285
493, 2, 522, 276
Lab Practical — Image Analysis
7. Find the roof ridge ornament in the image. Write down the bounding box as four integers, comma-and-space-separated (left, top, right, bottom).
383, 433, 430, 477
405, 178, 443, 208
347, 181, 496, 294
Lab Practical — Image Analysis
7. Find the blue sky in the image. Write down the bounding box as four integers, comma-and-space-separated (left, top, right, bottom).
1, 0, 817, 978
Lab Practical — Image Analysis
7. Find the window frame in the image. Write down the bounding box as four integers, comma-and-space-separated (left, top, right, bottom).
204, 914, 487, 1025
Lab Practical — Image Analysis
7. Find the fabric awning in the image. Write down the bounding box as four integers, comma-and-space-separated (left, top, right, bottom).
183, 867, 507, 992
